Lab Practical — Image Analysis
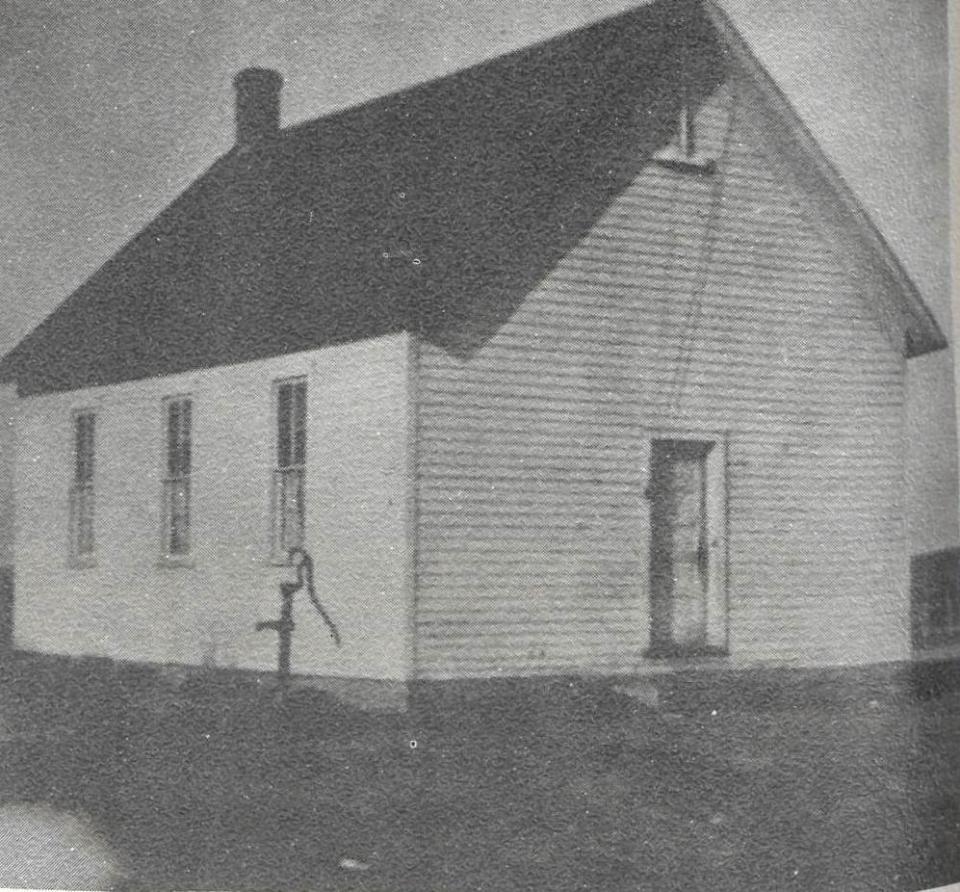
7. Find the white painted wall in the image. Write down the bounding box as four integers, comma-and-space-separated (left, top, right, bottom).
415, 81, 912, 677
13, 333, 413, 680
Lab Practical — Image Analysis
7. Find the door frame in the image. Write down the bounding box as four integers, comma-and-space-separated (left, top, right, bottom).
642, 430, 730, 658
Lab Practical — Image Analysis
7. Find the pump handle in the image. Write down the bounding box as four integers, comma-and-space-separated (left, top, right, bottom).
288, 547, 342, 647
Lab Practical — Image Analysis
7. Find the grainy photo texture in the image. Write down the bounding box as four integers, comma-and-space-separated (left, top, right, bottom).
0, 1, 957, 889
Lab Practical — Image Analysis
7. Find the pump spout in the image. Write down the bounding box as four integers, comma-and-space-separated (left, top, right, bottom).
255, 619, 281, 633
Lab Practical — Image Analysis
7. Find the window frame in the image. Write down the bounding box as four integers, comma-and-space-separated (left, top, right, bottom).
271, 376, 307, 561
68, 409, 97, 567
160, 394, 194, 565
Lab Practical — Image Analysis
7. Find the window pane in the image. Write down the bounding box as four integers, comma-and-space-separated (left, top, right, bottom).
167, 399, 192, 477
277, 383, 292, 469
275, 467, 305, 553
181, 400, 192, 475
71, 484, 94, 557
79, 488, 94, 555
292, 381, 306, 466
75, 413, 95, 484
166, 477, 190, 555
167, 401, 180, 476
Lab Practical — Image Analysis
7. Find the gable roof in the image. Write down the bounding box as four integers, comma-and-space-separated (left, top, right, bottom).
0, 0, 944, 397
702, 0, 946, 362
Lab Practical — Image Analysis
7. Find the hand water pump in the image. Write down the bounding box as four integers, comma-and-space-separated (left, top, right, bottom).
255, 547, 341, 691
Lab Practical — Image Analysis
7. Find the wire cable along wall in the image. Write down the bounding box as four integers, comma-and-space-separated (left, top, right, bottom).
667, 81, 739, 411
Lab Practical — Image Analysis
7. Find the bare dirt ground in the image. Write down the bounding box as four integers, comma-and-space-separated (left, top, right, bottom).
0, 655, 958, 891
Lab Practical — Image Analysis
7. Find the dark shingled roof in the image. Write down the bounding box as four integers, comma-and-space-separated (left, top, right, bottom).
0, 0, 944, 396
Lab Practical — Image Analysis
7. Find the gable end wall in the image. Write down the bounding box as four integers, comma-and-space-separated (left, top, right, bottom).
414, 79, 907, 679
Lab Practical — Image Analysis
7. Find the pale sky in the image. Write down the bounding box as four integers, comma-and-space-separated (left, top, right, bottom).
0, 0, 954, 548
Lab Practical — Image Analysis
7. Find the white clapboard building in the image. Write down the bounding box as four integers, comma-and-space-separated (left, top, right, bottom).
0, 0, 949, 696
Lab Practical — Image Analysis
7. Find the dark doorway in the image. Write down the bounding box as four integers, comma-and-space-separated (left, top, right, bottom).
646, 439, 726, 657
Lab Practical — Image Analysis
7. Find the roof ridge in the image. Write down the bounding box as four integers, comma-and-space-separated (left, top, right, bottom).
278, 2, 661, 142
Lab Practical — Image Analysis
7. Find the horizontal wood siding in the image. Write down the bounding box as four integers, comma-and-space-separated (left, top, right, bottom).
415, 81, 907, 679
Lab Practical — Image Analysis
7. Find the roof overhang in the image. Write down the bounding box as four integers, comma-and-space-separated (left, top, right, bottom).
704, 0, 946, 359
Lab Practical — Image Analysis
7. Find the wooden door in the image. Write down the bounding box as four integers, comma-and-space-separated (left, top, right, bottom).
648, 440, 713, 655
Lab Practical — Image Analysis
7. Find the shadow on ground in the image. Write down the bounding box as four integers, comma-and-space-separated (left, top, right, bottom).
0, 654, 958, 891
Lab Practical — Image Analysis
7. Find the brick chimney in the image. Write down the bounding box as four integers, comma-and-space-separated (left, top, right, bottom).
233, 67, 283, 146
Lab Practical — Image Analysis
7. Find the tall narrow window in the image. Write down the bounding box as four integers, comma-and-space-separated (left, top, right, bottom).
274, 378, 306, 556
69, 411, 96, 562
162, 397, 192, 558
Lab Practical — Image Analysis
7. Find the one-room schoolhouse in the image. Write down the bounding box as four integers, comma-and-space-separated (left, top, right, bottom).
0, 0, 949, 699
